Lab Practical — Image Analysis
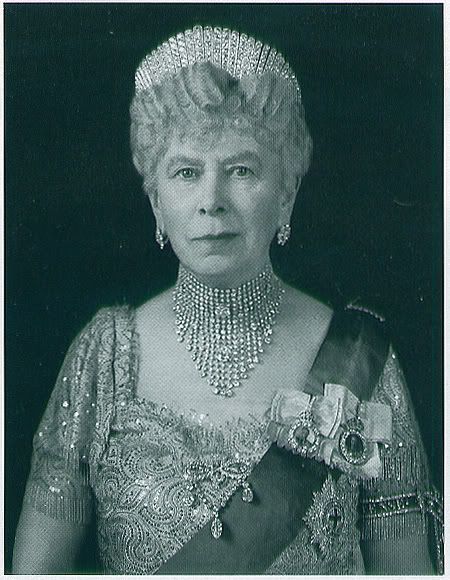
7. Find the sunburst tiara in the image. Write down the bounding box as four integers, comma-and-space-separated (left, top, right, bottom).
135, 25, 301, 97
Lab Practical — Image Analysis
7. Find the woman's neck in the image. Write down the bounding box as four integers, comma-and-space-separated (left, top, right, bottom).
177, 262, 275, 290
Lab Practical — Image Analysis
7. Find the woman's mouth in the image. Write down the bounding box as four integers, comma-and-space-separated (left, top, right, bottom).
193, 233, 238, 241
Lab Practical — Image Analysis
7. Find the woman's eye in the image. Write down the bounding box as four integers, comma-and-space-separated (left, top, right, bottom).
232, 166, 252, 177
176, 168, 197, 179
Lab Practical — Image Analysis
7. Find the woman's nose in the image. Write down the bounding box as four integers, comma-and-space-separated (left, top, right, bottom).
197, 171, 226, 215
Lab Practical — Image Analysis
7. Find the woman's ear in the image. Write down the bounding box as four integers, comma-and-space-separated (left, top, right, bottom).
279, 176, 301, 225
147, 192, 165, 232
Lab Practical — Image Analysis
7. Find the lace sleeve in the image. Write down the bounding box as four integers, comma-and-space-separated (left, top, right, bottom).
359, 346, 443, 569
22, 309, 113, 524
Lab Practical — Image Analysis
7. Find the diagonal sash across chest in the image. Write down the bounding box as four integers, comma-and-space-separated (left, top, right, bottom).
156, 308, 389, 574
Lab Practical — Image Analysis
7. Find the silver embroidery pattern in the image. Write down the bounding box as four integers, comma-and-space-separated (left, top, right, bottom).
96, 398, 268, 574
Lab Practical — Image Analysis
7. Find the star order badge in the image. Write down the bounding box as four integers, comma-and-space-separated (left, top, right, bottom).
303, 474, 357, 558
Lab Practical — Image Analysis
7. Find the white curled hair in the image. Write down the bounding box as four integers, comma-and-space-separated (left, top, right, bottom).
130, 61, 313, 196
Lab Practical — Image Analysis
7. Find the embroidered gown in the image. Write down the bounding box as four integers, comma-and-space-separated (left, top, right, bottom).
22, 306, 435, 574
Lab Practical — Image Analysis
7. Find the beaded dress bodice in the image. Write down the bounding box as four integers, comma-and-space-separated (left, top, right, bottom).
23, 306, 432, 575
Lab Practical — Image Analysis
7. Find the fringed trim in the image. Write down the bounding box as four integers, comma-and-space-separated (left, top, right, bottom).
360, 507, 426, 541
361, 444, 428, 495
420, 489, 444, 574
61, 448, 91, 485
24, 480, 93, 525
360, 486, 443, 572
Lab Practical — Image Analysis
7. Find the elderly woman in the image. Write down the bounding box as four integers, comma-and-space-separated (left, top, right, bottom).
13, 26, 442, 575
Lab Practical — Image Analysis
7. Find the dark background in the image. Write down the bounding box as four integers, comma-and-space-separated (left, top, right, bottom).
5, 3, 443, 572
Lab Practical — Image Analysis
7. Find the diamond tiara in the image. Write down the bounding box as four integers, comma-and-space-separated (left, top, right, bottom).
135, 25, 301, 97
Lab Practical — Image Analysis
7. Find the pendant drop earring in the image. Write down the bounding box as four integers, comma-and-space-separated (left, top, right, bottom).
277, 224, 291, 246
155, 227, 168, 250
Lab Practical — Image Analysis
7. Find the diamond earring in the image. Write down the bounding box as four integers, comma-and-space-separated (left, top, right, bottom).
155, 227, 168, 250
277, 224, 291, 246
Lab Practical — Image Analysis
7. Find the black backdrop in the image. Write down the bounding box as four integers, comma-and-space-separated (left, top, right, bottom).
5, 3, 443, 572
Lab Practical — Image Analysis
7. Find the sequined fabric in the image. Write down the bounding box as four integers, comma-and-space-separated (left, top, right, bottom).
23, 307, 432, 574
359, 348, 431, 541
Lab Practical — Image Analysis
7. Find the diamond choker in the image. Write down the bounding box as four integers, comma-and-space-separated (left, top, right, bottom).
173, 265, 284, 397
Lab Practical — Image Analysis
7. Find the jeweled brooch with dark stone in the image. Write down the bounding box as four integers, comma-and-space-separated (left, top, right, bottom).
338, 417, 369, 466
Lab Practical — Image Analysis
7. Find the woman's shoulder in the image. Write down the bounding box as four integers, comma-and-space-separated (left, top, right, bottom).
89, 303, 133, 325
59, 305, 136, 373
134, 287, 174, 328
67, 291, 174, 360
280, 282, 334, 333
282, 283, 387, 339
282, 285, 390, 389
76, 304, 135, 339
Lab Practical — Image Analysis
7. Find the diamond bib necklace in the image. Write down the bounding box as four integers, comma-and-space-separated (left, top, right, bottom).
173, 264, 284, 397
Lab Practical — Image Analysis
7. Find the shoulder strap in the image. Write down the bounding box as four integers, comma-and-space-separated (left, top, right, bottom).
304, 307, 390, 401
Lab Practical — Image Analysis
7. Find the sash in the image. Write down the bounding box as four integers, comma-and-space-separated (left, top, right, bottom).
156, 308, 389, 575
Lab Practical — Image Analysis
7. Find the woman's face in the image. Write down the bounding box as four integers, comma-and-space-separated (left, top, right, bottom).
152, 127, 296, 287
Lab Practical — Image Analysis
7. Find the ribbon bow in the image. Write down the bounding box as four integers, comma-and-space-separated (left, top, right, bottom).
266, 385, 392, 479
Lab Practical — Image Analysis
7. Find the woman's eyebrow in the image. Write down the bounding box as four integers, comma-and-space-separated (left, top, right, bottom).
163, 151, 262, 172
165, 155, 204, 169
222, 151, 262, 166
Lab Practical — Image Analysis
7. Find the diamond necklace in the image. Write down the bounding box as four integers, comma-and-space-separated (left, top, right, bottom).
173, 264, 284, 397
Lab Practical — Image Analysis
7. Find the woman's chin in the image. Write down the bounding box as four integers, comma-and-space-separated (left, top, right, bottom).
179, 255, 264, 288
